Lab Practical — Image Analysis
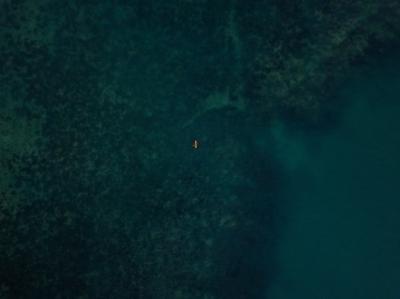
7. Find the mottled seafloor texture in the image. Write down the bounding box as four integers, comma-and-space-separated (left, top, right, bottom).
1, 1, 400, 299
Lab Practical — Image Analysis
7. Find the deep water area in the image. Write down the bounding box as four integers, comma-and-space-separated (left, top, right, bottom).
267, 55, 400, 299
1, 1, 400, 299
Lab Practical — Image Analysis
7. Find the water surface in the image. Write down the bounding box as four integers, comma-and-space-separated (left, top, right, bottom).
268, 57, 400, 299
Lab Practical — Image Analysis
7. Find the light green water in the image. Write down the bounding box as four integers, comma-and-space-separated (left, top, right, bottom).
267, 58, 400, 298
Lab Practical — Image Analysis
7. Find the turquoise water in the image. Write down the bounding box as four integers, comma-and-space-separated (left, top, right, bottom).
268, 58, 400, 298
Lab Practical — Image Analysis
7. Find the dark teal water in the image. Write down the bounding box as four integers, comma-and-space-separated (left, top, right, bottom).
267, 57, 400, 298
2, 2, 400, 298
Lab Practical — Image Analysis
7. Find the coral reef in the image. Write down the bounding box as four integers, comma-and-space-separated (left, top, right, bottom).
1, 1, 399, 298
238, 0, 400, 119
